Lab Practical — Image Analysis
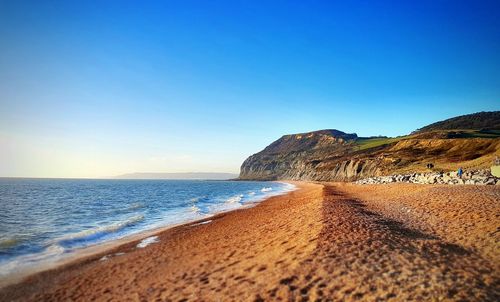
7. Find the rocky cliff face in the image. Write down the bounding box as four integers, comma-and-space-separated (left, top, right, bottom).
239, 129, 381, 181
239, 116, 500, 181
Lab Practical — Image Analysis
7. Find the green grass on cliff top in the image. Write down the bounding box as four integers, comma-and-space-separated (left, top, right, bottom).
355, 129, 500, 151
454, 129, 500, 138
355, 137, 405, 150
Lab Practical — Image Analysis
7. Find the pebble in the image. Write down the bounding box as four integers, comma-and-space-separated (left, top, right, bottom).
355, 169, 499, 186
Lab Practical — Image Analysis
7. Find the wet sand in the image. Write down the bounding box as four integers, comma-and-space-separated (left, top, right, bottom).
1, 182, 499, 301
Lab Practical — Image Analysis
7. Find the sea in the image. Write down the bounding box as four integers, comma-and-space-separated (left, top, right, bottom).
0, 178, 294, 278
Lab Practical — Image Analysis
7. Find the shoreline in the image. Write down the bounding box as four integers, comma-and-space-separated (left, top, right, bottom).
1, 181, 498, 301
0, 217, 209, 288
0, 181, 297, 289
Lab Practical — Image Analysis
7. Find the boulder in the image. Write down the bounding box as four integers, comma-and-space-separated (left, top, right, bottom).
485, 178, 496, 185
356, 169, 499, 186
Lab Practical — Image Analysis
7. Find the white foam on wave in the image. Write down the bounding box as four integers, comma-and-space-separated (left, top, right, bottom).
0, 244, 65, 277
190, 205, 201, 213
190, 196, 207, 203
246, 183, 297, 204
127, 202, 144, 210
280, 182, 297, 191
192, 220, 213, 226
226, 194, 243, 203
99, 252, 126, 261
136, 236, 159, 248
53, 215, 144, 243
248, 191, 256, 196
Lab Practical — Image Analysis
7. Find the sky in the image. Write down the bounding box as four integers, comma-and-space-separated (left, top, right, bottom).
1, 0, 499, 178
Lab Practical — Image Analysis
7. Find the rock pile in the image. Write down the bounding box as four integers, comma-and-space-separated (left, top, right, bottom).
355, 169, 500, 185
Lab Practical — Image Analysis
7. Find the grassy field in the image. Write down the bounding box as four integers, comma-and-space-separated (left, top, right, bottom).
355, 136, 406, 151
355, 129, 500, 151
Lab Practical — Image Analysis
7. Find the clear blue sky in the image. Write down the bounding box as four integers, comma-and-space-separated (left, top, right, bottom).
1, 0, 499, 177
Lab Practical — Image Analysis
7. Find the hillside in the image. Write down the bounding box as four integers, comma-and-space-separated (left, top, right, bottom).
239, 111, 500, 181
414, 111, 500, 133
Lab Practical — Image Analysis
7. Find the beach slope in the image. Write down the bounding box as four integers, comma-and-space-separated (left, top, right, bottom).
1, 182, 498, 301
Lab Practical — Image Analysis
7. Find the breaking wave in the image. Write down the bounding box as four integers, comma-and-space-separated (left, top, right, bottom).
53, 215, 144, 244
190, 196, 207, 203
127, 202, 144, 210
226, 194, 244, 203
136, 236, 159, 248
190, 205, 201, 213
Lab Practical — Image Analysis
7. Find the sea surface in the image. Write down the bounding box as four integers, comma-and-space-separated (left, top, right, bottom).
0, 179, 294, 277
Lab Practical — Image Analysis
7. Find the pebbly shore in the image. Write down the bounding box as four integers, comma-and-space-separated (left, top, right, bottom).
356, 169, 500, 185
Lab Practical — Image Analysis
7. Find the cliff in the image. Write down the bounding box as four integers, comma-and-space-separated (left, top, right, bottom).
239, 111, 500, 181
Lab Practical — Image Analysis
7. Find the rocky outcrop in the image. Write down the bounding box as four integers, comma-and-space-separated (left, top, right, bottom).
239, 129, 367, 181
355, 169, 500, 185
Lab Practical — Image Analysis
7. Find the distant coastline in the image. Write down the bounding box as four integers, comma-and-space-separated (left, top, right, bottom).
114, 172, 238, 180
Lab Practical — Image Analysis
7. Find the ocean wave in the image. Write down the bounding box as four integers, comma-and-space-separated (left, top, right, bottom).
248, 191, 256, 196
53, 215, 144, 244
190, 205, 201, 213
0, 244, 65, 276
191, 220, 212, 226
127, 202, 144, 210
137, 236, 159, 248
190, 196, 207, 203
280, 183, 297, 191
261, 187, 273, 192
226, 194, 243, 203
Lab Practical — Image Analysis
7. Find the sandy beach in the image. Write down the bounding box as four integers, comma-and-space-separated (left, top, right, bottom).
1, 181, 499, 301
